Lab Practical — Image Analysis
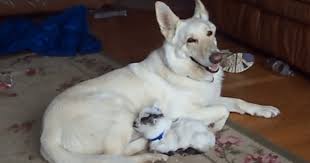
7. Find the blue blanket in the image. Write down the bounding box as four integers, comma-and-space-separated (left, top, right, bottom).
0, 5, 101, 56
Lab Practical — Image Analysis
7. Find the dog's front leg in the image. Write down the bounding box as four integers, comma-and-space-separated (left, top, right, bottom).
123, 138, 148, 156
218, 97, 280, 118
186, 105, 230, 132
124, 138, 169, 163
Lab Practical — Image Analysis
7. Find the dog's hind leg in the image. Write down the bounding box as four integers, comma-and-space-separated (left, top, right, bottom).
218, 97, 280, 118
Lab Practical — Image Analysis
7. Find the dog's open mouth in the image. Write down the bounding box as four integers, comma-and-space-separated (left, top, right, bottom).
190, 57, 219, 73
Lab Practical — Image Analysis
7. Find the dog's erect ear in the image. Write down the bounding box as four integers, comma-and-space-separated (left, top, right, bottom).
155, 1, 180, 41
193, 0, 209, 21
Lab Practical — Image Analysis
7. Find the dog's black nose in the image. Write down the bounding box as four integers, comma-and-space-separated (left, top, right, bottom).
209, 52, 222, 64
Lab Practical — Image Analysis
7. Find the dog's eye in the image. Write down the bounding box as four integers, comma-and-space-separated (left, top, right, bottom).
187, 38, 198, 43
207, 31, 213, 36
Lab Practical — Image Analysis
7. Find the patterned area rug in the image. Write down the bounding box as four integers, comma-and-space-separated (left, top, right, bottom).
0, 53, 305, 163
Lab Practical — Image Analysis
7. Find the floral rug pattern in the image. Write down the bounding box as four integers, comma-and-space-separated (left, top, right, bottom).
0, 53, 302, 163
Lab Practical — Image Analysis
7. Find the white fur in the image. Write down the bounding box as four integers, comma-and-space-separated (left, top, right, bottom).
40, 1, 280, 163
134, 106, 216, 154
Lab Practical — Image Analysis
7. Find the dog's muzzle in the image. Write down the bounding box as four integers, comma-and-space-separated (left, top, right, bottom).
190, 56, 220, 73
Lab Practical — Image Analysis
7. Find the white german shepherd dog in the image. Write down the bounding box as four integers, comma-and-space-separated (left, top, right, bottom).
40, 1, 280, 163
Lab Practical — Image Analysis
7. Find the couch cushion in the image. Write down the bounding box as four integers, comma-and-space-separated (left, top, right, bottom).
259, 0, 310, 25
0, 0, 114, 16
236, 0, 310, 25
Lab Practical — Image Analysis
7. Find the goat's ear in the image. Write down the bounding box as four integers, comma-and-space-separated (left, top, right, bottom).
155, 1, 180, 41
152, 101, 161, 111
193, 0, 209, 21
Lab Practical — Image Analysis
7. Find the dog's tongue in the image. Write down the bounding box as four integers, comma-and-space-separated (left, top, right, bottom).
209, 64, 218, 71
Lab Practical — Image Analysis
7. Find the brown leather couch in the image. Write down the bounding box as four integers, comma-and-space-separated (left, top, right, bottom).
205, 0, 310, 75
0, 0, 114, 16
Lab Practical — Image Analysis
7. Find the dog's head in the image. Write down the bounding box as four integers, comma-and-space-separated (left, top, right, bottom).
155, 0, 222, 81
133, 105, 171, 140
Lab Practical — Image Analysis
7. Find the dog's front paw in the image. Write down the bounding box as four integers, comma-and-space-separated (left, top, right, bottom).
254, 106, 280, 118
134, 153, 168, 163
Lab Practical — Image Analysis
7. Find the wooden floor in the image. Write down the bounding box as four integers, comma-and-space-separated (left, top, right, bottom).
89, 9, 310, 161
